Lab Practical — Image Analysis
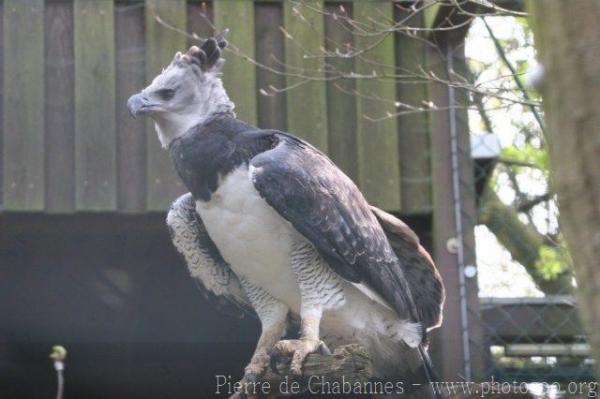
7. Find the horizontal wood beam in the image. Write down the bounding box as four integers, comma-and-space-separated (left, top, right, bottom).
505, 343, 590, 357
0, 213, 169, 235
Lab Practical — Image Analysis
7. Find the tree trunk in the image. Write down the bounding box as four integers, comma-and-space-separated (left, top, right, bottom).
478, 189, 573, 295
528, 0, 600, 379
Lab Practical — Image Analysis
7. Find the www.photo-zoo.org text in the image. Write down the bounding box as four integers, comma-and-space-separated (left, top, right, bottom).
215, 375, 599, 397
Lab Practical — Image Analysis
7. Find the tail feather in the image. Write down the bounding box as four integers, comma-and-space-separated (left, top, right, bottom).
418, 344, 446, 399
383, 341, 445, 399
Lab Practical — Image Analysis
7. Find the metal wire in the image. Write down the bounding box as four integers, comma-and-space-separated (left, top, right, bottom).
447, 43, 472, 382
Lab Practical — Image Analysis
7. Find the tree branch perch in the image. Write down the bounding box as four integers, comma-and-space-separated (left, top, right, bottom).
257, 344, 372, 396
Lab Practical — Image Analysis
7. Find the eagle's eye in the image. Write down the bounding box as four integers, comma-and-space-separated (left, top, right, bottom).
156, 88, 176, 101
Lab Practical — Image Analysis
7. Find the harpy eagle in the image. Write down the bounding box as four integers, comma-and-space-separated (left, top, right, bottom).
127, 36, 444, 398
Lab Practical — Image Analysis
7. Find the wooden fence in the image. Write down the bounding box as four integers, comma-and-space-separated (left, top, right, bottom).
0, 0, 432, 213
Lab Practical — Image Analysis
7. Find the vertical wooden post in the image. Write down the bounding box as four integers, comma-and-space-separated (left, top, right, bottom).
427, 38, 484, 381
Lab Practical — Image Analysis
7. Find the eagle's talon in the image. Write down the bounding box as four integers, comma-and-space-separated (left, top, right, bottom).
318, 341, 331, 356
271, 338, 327, 376
268, 345, 289, 375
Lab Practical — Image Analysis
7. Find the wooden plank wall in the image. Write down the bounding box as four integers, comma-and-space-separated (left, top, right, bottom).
0, 0, 432, 214
145, 0, 187, 211
396, 6, 432, 214
283, 1, 328, 151
74, 0, 117, 211
324, 2, 357, 182
354, 0, 401, 210
46, 0, 75, 213
2, 0, 45, 211
115, 1, 146, 213
214, 0, 257, 125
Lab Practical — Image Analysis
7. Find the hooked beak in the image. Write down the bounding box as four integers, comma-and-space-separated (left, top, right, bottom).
127, 93, 152, 118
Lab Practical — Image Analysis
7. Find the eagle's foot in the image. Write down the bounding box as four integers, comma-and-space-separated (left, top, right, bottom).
270, 338, 331, 376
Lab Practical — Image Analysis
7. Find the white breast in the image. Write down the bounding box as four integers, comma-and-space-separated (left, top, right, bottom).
193, 166, 421, 367
195, 165, 302, 309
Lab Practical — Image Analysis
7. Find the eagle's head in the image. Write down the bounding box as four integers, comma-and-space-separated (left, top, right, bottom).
127, 33, 234, 148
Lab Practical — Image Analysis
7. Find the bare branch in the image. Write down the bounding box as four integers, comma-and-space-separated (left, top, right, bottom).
516, 192, 553, 213
151, 1, 541, 114
481, 17, 545, 133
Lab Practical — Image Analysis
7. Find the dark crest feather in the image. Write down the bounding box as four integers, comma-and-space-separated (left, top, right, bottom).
192, 49, 207, 68
184, 33, 228, 72
202, 38, 220, 70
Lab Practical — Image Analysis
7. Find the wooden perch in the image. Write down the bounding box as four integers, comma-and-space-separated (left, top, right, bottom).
260, 344, 372, 394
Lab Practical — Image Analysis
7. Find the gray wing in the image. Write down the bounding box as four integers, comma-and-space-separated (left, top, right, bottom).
250, 133, 420, 324
370, 206, 445, 330
167, 193, 255, 319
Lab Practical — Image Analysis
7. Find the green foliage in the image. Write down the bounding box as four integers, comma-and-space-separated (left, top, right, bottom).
501, 144, 549, 171
535, 245, 571, 281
